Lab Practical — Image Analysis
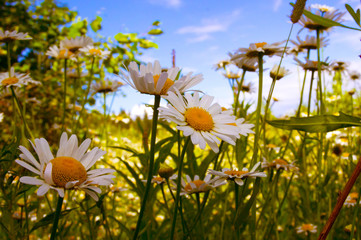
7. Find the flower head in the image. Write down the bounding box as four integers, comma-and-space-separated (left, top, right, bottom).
143, 176, 166, 185
269, 65, 290, 80
296, 223, 317, 235
60, 36, 93, 53
299, 6, 345, 32
0, 29, 32, 42
295, 57, 329, 72
262, 158, 298, 172
119, 60, 202, 95
79, 45, 111, 59
290, 35, 328, 52
16, 132, 115, 201
159, 90, 242, 153
175, 174, 224, 195
0, 67, 39, 88
46, 45, 76, 60
208, 162, 267, 186
91, 79, 124, 95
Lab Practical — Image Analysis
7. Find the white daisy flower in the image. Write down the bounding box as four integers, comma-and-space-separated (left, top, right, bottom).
79, 45, 111, 59
290, 35, 328, 52
60, 36, 93, 52
299, 6, 345, 32
261, 158, 298, 172
91, 79, 124, 95
119, 60, 202, 96
208, 162, 267, 186
231, 41, 286, 65
142, 175, 166, 185
176, 174, 225, 195
16, 132, 115, 201
269, 65, 290, 80
311, 4, 335, 13
0, 29, 32, 41
296, 223, 317, 235
0, 112, 3, 123
159, 90, 242, 153
46, 45, 76, 60
0, 67, 39, 87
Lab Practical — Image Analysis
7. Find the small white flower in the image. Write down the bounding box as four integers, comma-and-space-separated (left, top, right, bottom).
79, 45, 111, 59
0, 67, 39, 87
46, 45, 76, 60
0, 29, 32, 41
173, 174, 225, 195
60, 36, 93, 52
296, 223, 317, 235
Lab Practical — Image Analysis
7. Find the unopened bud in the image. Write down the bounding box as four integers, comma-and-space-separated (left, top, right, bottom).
158, 164, 174, 179
290, 0, 307, 24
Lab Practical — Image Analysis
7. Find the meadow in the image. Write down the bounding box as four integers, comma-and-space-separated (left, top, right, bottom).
2, 0, 361, 239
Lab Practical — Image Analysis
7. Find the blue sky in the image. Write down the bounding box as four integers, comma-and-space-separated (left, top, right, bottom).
62, 0, 361, 118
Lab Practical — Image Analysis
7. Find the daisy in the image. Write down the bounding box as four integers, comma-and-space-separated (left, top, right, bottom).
214, 60, 231, 70
291, 35, 329, 51
158, 163, 174, 179
142, 176, 166, 185
46, 45, 76, 60
60, 36, 93, 53
79, 45, 111, 59
269, 65, 290, 80
294, 58, 329, 72
230, 41, 286, 64
176, 175, 225, 195
208, 162, 267, 186
159, 90, 242, 153
15, 132, 115, 201
91, 79, 124, 95
311, 4, 335, 13
348, 70, 360, 81
119, 60, 202, 95
223, 70, 242, 80
344, 196, 358, 207
261, 158, 298, 172
0, 67, 39, 88
0, 29, 32, 42
296, 223, 317, 236
232, 57, 258, 72
299, 6, 345, 32
221, 109, 255, 136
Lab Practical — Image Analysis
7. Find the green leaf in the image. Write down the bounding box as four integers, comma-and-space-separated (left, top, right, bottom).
267, 112, 361, 133
139, 39, 158, 49
90, 16, 102, 32
148, 28, 163, 35
345, 4, 361, 27
152, 20, 161, 26
30, 208, 75, 232
114, 33, 131, 44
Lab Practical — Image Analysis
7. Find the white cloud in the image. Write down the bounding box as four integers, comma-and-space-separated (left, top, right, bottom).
273, 0, 282, 12
176, 9, 241, 43
96, 7, 106, 15
148, 0, 181, 8
137, 54, 157, 63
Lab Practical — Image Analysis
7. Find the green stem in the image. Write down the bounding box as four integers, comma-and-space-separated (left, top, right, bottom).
234, 70, 246, 116
50, 196, 64, 240
307, 71, 315, 116
7, 42, 11, 75
160, 184, 171, 215
61, 59, 68, 133
350, 187, 361, 240
234, 181, 239, 212
132, 95, 161, 240
103, 92, 108, 156
316, 29, 324, 115
196, 193, 205, 238
170, 137, 191, 240
23, 193, 29, 240
74, 57, 95, 133
251, 52, 264, 166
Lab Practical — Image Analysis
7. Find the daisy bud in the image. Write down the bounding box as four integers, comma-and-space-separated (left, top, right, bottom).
158, 164, 174, 179
290, 0, 307, 23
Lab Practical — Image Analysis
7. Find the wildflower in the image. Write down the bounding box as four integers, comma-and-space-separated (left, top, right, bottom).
269, 65, 290, 80
299, 6, 345, 32
158, 164, 174, 179
348, 70, 360, 81
119, 60, 202, 95
295, 57, 329, 72
176, 175, 224, 195
79, 45, 111, 59
311, 4, 335, 13
0, 67, 39, 88
159, 90, 242, 153
60, 36, 93, 53
331, 61, 348, 72
296, 223, 317, 235
291, 35, 328, 51
230, 41, 286, 64
91, 79, 124, 95
231, 57, 258, 72
143, 176, 166, 185
16, 132, 115, 201
214, 60, 231, 70
261, 158, 298, 172
0, 29, 32, 42
46, 45, 76, 60
208, 162, 267, 186
223, 70, 241, 80
344, 196, 359, 207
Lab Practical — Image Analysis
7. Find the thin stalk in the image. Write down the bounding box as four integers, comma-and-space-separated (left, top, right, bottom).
251, 52, 264, 166
74, 57, 95, 133
100, 202, 113, 240
23, 193, 29, 240
234, 181, 239, 212
316, 29, 324, 115
61, 59, 68, 132
50, 196, 64, 240
160, 184, 171, 215
103, 92, 108, 156
307, 71, 315, 116
170, 137, 191, 240
350, 187, 361, 240
7, 42, 11, 74
234, 70, 246, 116
196, 193, 205, 238
132, 95, 161, 240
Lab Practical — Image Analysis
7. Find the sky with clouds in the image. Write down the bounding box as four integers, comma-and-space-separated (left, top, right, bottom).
63, 0, 361, 118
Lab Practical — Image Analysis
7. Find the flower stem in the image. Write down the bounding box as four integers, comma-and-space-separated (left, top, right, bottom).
50, 196, 64, 240
61, 59, 68, 133
251, 52, 264, 166
170, 137, 190, 240
316, 29, 325, 115
234, 70, 246, 116
132, 95, 161, 240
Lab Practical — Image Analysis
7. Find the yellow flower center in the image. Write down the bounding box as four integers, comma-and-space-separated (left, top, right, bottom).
224, 170, 248, 177
184, 179, 205, 191
301, 224, 314, 231
153, 176, 164, 183
50, 157, 87, 187
153, 75, 174, 95
185, 107, 214, 132
255, 42, 267, 48
59, 49, 73, 59
273, 159, 288, 165
346, 198, 357, 204
2, 77, 19, 85
89, 48, 102, 56
350, 192, 359, 199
